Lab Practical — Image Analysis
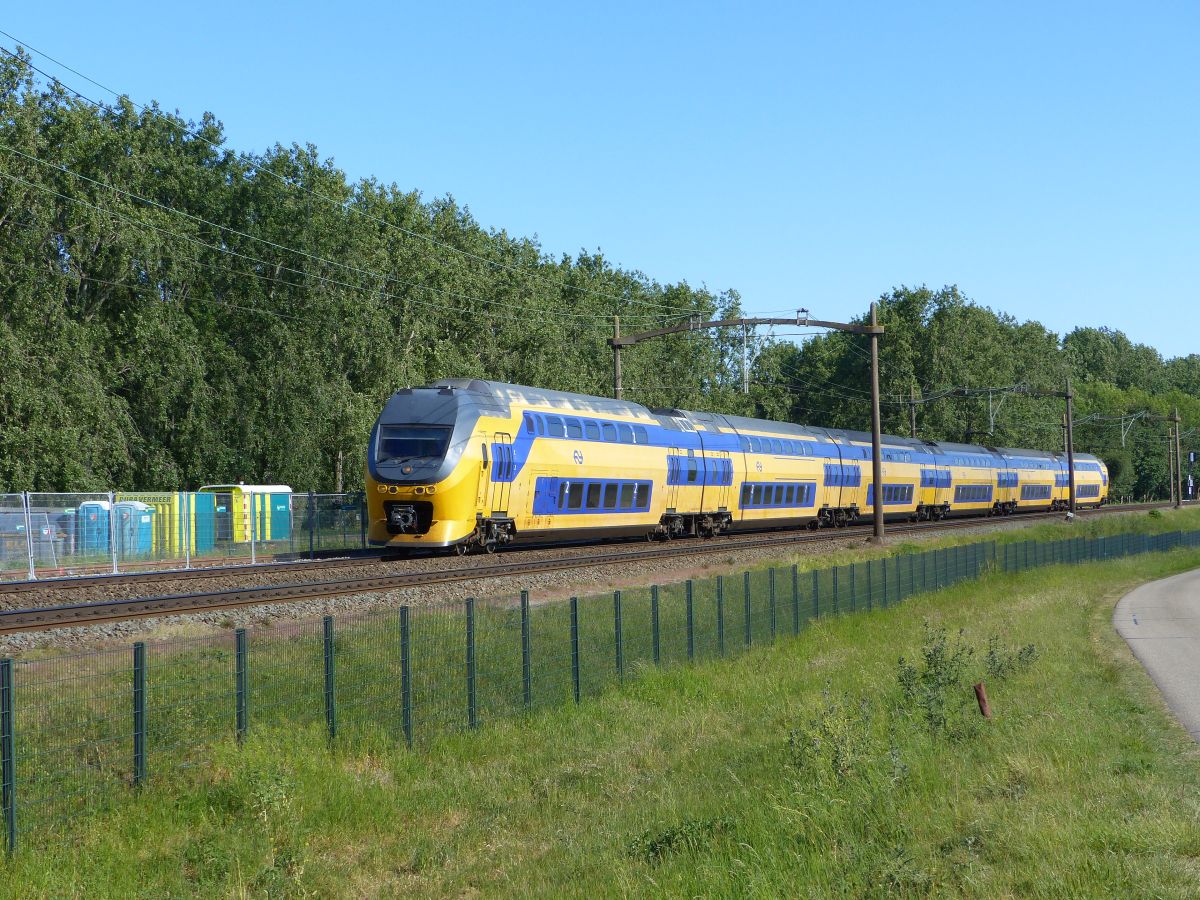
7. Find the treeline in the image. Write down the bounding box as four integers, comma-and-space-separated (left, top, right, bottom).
0, 51, 1194, 499
749, 286, 1199, 500
0, 51, 748, 492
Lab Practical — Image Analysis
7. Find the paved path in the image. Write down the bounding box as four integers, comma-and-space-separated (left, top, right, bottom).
1113, 568, 1200, 741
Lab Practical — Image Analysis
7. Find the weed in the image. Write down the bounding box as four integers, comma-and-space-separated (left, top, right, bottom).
984, 634, 1038, 680
897, 622, 977, 735
788, 688, 875, 781
629, 816, 733, 864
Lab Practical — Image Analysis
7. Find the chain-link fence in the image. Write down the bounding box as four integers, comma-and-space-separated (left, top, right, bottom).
0, 491, 369, 581
0, 527, 1197, 850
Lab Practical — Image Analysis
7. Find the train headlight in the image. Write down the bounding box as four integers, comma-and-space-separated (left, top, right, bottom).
376, 485, 386, 493
414, 487, 425, 495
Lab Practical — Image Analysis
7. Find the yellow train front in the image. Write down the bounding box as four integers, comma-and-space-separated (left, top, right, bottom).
366, 380, 1110, 554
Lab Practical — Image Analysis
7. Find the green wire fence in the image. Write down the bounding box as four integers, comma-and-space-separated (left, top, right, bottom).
2, 528, 1198, 851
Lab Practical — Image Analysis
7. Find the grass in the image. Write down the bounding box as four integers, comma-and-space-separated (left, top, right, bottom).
0, 518, 1199, 895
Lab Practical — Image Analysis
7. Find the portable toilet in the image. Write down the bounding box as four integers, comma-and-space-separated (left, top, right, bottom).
199, 485, 293, 543
114, 501, 155, 557
77, 500, 112, 555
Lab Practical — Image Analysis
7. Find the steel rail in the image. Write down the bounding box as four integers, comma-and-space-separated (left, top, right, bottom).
0, 503, 1169, 634
0, 501, 1166, 598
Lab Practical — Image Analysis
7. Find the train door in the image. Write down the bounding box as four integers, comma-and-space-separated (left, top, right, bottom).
529, 469, 554, 533
665, 446, 682, 511
486, 433, 513, 515
709, 450, 732, 510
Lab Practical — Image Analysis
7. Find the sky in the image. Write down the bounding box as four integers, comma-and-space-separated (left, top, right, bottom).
2, 2, 1197, 358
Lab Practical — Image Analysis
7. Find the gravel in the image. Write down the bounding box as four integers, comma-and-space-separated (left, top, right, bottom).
0, 511, 1126, 656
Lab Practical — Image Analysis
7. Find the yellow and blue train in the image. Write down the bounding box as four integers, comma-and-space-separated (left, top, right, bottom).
366, 380, 1108, 553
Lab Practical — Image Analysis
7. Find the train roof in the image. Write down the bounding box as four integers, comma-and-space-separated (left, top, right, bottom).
406, 380, 1102, 464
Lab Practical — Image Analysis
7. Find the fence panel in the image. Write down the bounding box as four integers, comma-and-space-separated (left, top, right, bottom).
4, 523, 1200, 846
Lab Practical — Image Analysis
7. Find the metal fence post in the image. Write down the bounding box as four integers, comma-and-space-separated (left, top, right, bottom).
109, 491, 119, 575
133, 642, 146, 787
323, 616, 336, 741
716, 577, 726, 655
400, 606, 412, 747
1, 658, 15, 854
308, 490, 316, 560
250, 495, 257, 566
849, 563, 856, 613
866, 559, 873, 610
21, 493, 35, 582
768, 569, 777, 639
235, 629, 248, 744
614, 590, 624, 679
570, 597, 581, 703
184, 492, 192, 571
465, 599, 477, 729
359, 494, 368, 550
743, 571, 752, 648
882, 557, 889, 607
686, 581, 695, 661
812, 569, 820, 619
791, 565, 800, 635
520, 591, 532, 710
651, 586, 661, 665
832, 566, 839, 615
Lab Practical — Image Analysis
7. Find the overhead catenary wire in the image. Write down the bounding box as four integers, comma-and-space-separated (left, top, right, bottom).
0, 35, 700, 320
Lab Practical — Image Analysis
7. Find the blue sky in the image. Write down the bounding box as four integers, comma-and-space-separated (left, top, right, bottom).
3, 2, 1197, 358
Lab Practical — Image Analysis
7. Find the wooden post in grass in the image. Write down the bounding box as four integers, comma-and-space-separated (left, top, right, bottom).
974, 682, 992, 719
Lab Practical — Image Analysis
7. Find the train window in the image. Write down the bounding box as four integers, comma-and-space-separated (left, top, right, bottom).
769, 439, 780, 454
586, 483, 602, 509
602, 423, 617, 442
567, 483, 584, 509
618, 423, 633, 443
784, 485, 795, 504
603, 483, 618, 508
741, 484, 752, 505
558, 482, 569, 508
619, 483, 635, 509
740, 436, 751, 452
633, 425, 648, 444
547, 417, 564, 437
536, 417, 545, 435
584, 421, 600, 440
686, 458, 698, 483
631, 483, 642, 508
751, 485, 764, 505
524, 415, 534, 434
773, 485, 785, 505
566, 419, 582, 439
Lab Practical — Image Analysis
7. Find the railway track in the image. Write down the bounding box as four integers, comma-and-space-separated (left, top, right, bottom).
0, 500, 1170, 598
0, 502, 1172, 633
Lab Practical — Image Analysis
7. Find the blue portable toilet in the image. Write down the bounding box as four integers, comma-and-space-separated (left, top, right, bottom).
77, 501, 112, 556
114, 501, 155, 557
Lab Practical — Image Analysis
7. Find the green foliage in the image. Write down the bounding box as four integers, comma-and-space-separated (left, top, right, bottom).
0, 51, 752, 492
752, 286, 1198, 502
628, 816, 733, 864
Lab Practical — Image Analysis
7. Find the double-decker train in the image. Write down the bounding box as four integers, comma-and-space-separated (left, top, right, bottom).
366, 380, 1108, 553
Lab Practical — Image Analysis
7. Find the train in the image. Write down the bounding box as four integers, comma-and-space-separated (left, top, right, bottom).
365, 380, 1109, 554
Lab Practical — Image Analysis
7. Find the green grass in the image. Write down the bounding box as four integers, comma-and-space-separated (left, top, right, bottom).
2, 528, 1199, 895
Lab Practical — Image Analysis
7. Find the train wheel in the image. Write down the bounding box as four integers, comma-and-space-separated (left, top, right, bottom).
454, 542, 470, 556
484, 539, 498, 554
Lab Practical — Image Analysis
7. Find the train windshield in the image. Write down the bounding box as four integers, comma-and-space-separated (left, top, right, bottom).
377, 425, 451, 464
